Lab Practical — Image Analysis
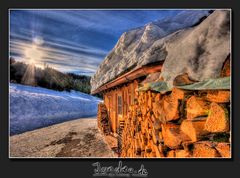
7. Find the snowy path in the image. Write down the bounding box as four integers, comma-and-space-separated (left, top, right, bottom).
10, 118, 117, 158
10, 83, 101, 135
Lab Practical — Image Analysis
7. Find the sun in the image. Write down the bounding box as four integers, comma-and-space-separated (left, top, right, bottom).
24, 45, 43, 64
22, 36, 45, 86
24, 36, 45, 65
33, 36, 44, 45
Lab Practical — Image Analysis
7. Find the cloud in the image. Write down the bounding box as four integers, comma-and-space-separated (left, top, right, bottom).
10, 37, 105, 76
10, 10, 181, 75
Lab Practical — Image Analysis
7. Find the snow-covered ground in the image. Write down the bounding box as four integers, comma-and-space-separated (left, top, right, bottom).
10, 83, 101, 135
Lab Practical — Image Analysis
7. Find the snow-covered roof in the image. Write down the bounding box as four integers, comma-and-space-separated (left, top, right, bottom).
91, 10, 230, 93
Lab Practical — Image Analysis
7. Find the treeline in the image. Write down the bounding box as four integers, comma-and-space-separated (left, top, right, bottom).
10, 58, 91, 94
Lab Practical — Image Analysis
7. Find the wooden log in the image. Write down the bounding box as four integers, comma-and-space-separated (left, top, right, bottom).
181, 141, 194, 152
158, 143, 167, 155
152, 129, 160, 145
151, 92, 156, 102
153, 144, 163, 157
186, 96, 209, 120
167, 150, 175, 158
206, 90, 230, 103
180, 118, 208, 142
147, 91, 153, 109
152, 101, 162, 118
155, 93, 161, 101
153, 118, 161, 131
150, 151, 156, 157
193, 141, 220, 158
145, 145, 152, 153
175, 149, 191, 158
171, 87, 191, 100
141, 105, 148, 116
160, 96, 179, 122
161, 123, 189, 149
215, 142, 231, 158
204, 103, 229, 133
97, 103, 111, 135
135, 141, 142, 156
158, 132, 164, 143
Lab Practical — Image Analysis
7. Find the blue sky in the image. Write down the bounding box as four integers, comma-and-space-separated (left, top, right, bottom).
10, 10, 182, 75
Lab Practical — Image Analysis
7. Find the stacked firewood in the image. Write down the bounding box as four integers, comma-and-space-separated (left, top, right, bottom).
97, 103, 111, 135
121, 88, 230, 158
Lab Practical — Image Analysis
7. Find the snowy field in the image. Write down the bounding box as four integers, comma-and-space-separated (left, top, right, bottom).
10, 83, 101, 135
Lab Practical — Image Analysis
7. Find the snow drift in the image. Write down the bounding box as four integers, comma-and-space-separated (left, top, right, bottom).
159, 10, 230, 87
10, 83, 101, 135
91, 10, 230, 92
91, 10, 211, 92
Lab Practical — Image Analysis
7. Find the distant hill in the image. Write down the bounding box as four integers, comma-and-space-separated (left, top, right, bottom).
10, 57, 91, 94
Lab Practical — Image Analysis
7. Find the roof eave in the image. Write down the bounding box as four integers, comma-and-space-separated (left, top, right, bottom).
91, 64, 162, 94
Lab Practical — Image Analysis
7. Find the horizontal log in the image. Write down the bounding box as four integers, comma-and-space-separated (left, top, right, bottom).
167, 150, 175, 158
193, 141, 220, 158
161, 123, 189, 149
204, 102, 229, 133
206, 90, 230, 103
175, 149, 191, 158
186, 96, 209, 120
180, 118, 208, 142
215, 142, 230, 158
160, 96, 179, 122
171, 87, 191, 100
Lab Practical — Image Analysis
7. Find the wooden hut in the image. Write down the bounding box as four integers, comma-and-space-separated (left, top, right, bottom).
91, 10, 231, 158
92, 63, 162, 133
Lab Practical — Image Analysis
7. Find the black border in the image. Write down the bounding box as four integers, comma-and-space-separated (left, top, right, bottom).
1, 0, 240, 178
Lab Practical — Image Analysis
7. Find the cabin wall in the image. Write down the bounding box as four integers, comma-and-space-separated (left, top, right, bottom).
102, 80, 138, 133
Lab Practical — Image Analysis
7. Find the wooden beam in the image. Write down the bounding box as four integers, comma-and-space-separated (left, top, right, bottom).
91, 64, 162, 94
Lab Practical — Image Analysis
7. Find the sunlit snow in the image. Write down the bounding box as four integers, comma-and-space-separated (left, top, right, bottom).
10, 83, 101, 135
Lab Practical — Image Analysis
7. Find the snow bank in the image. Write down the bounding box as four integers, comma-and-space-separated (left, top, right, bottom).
91, 10, 211, 92
159, 10, 230, 87
10, 83, 101, 135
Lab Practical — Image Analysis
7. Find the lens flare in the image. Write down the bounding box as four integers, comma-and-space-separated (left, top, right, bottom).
22, 36, 45, 86
24, 45, 43, 64
33, 36, 44, 45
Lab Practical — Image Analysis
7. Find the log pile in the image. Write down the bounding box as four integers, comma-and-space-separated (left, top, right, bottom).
120, 88, 231, 158
97, 103, 111, 135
